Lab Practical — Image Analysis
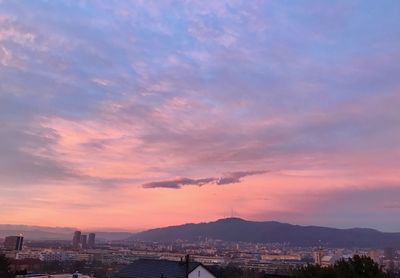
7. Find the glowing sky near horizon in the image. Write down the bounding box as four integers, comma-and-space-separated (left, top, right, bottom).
0, 0, 400, 232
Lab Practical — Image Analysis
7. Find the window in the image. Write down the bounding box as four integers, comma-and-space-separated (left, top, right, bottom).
198, 270, 201, 277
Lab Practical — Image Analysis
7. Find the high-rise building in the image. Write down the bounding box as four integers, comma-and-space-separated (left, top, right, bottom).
88, 233, 96, 249
81, 234, 87, 249
314, 250, 324, 265
72, 231, 81, 249
4, 235, 24, 251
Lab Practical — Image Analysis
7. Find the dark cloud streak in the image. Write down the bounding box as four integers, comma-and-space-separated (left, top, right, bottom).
143, 170, 267, 189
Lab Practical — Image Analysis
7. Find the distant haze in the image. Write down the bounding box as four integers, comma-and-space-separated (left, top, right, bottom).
0, 224, 133, 241
1, 218, 400, 247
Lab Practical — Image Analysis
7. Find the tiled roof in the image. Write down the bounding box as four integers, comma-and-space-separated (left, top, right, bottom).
114, 259, 202, 278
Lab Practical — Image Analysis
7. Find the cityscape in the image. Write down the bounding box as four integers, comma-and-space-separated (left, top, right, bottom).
1, 0, 400, 277
1, 218, 399, 277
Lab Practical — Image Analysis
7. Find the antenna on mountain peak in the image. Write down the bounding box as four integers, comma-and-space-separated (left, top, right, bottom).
230, 207, 236, 218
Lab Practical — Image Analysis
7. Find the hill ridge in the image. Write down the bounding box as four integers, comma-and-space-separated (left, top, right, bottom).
130, 218, 400, 248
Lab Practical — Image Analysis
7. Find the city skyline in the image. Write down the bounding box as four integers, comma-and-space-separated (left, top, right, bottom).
0, 1, 400, 231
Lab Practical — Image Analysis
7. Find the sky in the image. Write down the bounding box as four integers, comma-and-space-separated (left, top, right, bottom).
0, 0, 400, 232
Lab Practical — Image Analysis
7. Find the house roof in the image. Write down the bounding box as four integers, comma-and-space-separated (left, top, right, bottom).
264, 274, 291, 278
113, 259, 204, 278
321, 255, 334, 262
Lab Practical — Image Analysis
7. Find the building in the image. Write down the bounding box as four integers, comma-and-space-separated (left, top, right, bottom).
81, 234, 87, 249
368, 250, 381, 264
313, 250, 323, 265
72, 231, 81, 249
384, 247, 395, 272
39, 251, 79, 262
384, 247, 395, 260
320, 255, 338, 267
114, 258, 216, 278
4, 235, 24, 251
88, 233, 95, 249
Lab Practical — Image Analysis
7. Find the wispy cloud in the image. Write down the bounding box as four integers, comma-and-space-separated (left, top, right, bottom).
143, 170, 267, 189
143, 177, 216, 189
216, 170, 267, 185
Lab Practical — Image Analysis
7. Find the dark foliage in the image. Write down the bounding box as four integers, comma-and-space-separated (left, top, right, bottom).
293, 255, 390, 278
209, 263, 267, 278
0, 254, 11, 278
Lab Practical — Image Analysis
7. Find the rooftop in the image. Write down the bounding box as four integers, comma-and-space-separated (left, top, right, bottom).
114, 259, 204, 278
18, 274, 91, 278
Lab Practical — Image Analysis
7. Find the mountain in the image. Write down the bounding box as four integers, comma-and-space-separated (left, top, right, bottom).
130, 218, 400, 248
0, 224, 133, 241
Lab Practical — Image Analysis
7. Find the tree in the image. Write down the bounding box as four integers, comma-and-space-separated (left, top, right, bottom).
0, 254, 11, 278
293, 255, 390, 278
209, 264, 267, 278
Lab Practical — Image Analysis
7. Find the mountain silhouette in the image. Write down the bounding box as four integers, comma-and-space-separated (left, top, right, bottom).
131, 218, 400, 248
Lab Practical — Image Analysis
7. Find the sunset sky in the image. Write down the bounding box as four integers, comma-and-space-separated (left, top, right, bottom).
0, 0, 400, 232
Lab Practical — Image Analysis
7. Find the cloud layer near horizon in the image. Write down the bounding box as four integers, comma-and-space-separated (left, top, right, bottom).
0, 0, 400, 231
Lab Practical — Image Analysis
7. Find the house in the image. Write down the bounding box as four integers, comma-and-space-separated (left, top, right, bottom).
263, 274, 291, 278
320, 255, 338, 267
113, 258, 216, 278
